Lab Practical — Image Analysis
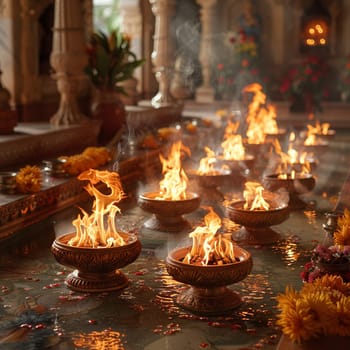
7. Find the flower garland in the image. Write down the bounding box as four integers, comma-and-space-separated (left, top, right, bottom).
59, 147, 111, 176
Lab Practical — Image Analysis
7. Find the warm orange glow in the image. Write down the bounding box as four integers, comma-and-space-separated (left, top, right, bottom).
273, 139, 311, 176
304, 20, 328, 46
73, 329, 125, 349
197, 146, 217, 175
263, 104, 279, 134
221, 134, 246, 160
243, 83, 279, 143
158, 141, 190, 200
68, 169, 126, 248
183, 207, 236, 265
224, 120, 240, 139
304, 121, 330, 145
243, 181, 270, 211
243, 83, 266, 144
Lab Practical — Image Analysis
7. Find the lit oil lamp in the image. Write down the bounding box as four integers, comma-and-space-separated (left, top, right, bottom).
263, 171, 316, 210
187, 146, 231, 202
51, 169, 141, 292
226, 182, 289, 245
261, 104, 286, 143
301, 123, 329, 153
166, 207, 252, 315
242, 83, 273, 156
217, 133, 255, 186
138, 141, 200, 232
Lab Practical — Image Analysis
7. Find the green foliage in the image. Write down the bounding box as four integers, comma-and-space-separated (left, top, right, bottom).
85, 29, 145, 94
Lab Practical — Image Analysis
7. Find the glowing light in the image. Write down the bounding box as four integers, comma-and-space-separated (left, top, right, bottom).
158, 141, 190, 200
68, 169, 126, 248
197, 146, 217, 175
243, 182, 270, 211
183, 207, 236, 265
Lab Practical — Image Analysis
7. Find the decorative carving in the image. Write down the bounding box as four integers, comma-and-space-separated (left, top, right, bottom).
149, 0, 176, 108
50, 0, 87, 125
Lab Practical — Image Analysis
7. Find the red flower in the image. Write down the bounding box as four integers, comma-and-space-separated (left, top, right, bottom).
217, 63, 225, 71
305, 67, 313, 75
241, 59, 249, 67
251, 68, 258, 75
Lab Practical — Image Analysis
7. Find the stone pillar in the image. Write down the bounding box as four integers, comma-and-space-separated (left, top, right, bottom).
195, 0, 216, 103
50, 0, 87, 125
119, 0, 143, 104
149, 0, 176, 108
20, 0, 42, 104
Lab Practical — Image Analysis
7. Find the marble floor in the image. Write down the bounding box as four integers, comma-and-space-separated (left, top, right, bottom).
0, 123, 350, 349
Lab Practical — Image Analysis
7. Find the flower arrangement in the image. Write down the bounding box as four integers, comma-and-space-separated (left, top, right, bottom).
276, 274, 350, 343
279, 55, 330, 112
214, 29, 267, 99
338, 55, 350, 102
85, 29, 144, 94
301, 209, 350, 283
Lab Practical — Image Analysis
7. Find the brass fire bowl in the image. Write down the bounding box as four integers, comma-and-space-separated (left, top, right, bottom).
316, 129, 336, 142
187, 169, 231, 201
166, 245, 253, 315
51, 232, 141, 292
263, 173, 316, 210
137, 191, 201, 232
226, 200, 289, 245
243, 142, 271, 157
265, 128, 287, 143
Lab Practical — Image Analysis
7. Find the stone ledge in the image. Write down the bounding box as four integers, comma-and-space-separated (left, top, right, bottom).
0, 120, 101, 169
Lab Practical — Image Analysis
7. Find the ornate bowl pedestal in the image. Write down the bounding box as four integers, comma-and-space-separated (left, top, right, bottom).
217, 155, 255, 188
263, 173, 316, 210
187, 169, 231, 202
226, 201, 289, 245
166, 246, 252, 315
137, 192, 200, 232
51, 232, 141, 292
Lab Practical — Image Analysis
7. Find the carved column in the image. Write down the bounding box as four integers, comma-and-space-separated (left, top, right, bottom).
195, 0, 216, 103
119, 0, 142, 104
50, 0, 87, 125
149, 0, 176, 108
20, 0, 41, 104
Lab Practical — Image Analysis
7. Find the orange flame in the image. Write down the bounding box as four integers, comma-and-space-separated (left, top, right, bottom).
224, 120, 240, 139
68, 169, 126, 248
273, 138, 311, 177
183, 207, 236, 265
243, 83, 267, 144
158, 141, 190, 200
197, 146, 217, 175
221, 134, 246, 160
243, 181, 270, 211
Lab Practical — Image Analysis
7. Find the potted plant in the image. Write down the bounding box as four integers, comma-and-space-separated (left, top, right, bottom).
85, 29, 144, 144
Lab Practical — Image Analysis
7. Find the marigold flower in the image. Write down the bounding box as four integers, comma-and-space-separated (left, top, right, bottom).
16, 165, 42, 193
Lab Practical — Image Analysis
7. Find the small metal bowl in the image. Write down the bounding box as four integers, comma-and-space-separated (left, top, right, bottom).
0, 171, 17, 194
42, 158, 67, 177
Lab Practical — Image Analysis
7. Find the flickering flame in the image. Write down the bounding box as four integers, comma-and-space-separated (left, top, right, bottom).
68, 169, 126, 248
224, 120, 240, 138
243, 83, 267, 144
263, 104, 279, 134
221, 134, 246, 160
158, 141, 190, 200
304, 121, 330, 145
197, 146, 217, 175
273, 139, 311, 177
183, 207, 236, 265
243, 181, 270, 211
